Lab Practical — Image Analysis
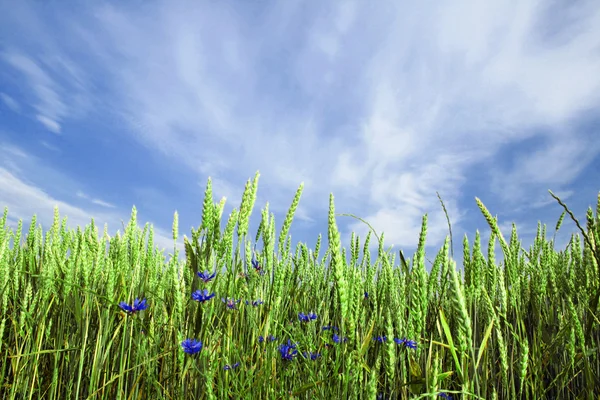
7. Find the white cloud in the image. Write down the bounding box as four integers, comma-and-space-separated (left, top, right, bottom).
36, 114, 61, 133
2, 52, 68, 130
91, 199, 116, 209
1, 92, 20, 112
40, 141, 60, 152
329, 0, 600, 251
1, 142, 29, 158
529, 190, 574, 209
76, 190, 116, 208
490, 134, 600, 204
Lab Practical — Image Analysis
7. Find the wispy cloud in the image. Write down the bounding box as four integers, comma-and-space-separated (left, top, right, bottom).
40, 140, 60, 152
76, 190, 116, 209
1, 142, 29, 159
514, 190, 575, 212
36, 115, 61, 133
1, 92, 20, 112
0, 0, 598, 266
2, 51, 67, 133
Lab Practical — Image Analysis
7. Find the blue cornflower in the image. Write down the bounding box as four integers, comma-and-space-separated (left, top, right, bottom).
322, 325, 339, 331
364, 292, 369, 299
298, 312, 318, 322
119, 298, 148, 314
246, 299, 264, 307
191, 289, 215, 303
197, 270, 216, 283
223, 362, 240, 370
438, 393, 452, 400
222, 298, 240, 310
181, 338, 203, 354
251, 257, 265, 275
303, 351, 321, 361
373, 335, 387, 343
278, 340, 298, 361
394, 337, 417, 349
332, 334, 348, 343
259, 334, 277, 343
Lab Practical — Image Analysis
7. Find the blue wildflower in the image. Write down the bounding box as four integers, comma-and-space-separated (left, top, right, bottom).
374, 335, 387, 343
298, 312, 318, 322
251, 257, 265, 275
394, 337, 417, 349
246, 299, 264, 307
119, 298, 148, 314
197, 270, 216, 283
222, 298, 240, 310
223, 362, 240, 370
181, 338, 203, 354
278, 340, 298, 361
438, 393, 452, 400
303, 351, 321, 361
259, 334, 277, 343
191, 289, 215, 303
364, 291, 369, 299
322, 325, 339, 331
332, 334, 348, 343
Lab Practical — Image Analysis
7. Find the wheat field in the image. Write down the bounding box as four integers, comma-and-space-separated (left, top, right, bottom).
0, 173, 599, 399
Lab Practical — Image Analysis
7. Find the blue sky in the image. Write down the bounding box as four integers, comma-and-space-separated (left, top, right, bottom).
1, 0, 599, 269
